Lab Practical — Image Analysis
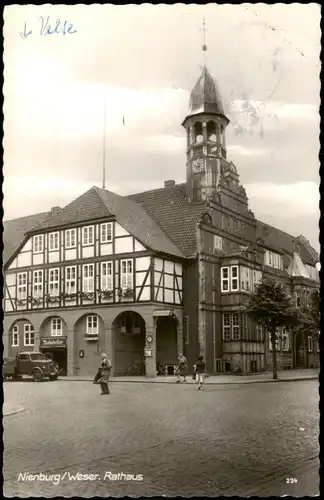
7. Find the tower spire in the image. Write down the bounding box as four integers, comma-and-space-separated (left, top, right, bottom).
202, 17, 207, 67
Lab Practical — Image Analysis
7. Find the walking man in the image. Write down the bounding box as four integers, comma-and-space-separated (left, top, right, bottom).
98, 353, 112, 395
195, 355, 206, 391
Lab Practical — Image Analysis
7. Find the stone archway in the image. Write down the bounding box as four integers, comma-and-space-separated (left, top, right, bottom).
8, 318, 34, 357
39, 315, 68, 375
74, 312, 105, 377
156, 314, 178, 375
112, 311, 146, 376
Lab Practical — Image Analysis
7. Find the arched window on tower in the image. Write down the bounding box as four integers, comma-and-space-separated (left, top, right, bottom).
207, 121, 217, 142
194, 122, 203, 144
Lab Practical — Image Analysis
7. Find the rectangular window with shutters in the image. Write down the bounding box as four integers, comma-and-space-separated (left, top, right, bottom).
231, 266, 239, 291
83, 264, 94, 292
17, 272, 27, 300
33, 270, 43, 298
101, 261, 113, 290
49, 232, 59, 251
82, 226, 94, 246
49, 268, 60, 296
222, 313, 231, 341
232, 313, 240, 340
100, 223, 113, 243
121, 259, 133, 290
65, 266, 76, 294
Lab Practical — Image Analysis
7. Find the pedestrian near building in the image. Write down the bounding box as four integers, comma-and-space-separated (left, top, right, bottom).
98, 353, 112, 395
176, 353, 188, 383
195, 355, 206, 391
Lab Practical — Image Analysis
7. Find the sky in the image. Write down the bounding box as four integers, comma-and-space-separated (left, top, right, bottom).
3, 4, 320, 250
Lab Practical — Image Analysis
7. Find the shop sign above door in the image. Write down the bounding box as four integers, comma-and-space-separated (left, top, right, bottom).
40, 337, 67, 347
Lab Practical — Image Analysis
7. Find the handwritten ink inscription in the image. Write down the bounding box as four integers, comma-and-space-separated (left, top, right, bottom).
19, 17, 77, 39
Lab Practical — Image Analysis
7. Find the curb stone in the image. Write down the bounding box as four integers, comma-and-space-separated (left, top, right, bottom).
58, 376, 318, 385
3, 407, 25, 417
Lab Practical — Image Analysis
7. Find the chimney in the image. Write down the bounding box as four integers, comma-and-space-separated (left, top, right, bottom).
164, 180, 175, 188
51, 206, 61, 215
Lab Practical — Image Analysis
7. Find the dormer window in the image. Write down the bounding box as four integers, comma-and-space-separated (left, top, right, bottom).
265, 250, 282, 269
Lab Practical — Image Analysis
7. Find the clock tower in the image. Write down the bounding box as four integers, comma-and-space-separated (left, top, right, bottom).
182, 61, 230, 202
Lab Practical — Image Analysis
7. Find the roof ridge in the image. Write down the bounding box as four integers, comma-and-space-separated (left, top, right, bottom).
127, 182, 186, 198
3, 211, 50, 224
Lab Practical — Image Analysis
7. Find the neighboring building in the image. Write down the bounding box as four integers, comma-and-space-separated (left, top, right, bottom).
3, 65, 319, 377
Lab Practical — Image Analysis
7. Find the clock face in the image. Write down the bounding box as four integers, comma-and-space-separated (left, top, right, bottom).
192, 158, 204, 173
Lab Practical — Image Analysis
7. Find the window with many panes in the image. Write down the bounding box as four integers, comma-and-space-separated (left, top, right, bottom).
83, 264, 94, 292
308, 336, 314, 353
51, 318, 62, 336
222, 313, 231, 340
121, 260, 133, 289
101, 262, 113, 290
214, 235, 223, 251
82, 226, 94, 246
33, 234, 43, 253
24, 324, 34, 346
231, 266, 239, 291
65, 229, 76, 248
253, 270, 262, 291
232, 313, 240, 340
12, 325, 19, 346
33, 270, 43, 298
87, 315, 98, 335
101, 223, 113, 243
49, 232, 59, 251
241, 267, 250, 291
282, 330, 290, 351
221, 267, 229, 292
65, 266, 76, 294
17, 272, 27, 300
295, 290, 301, 307
255, 324, 263, 342
49, 268, 60, 296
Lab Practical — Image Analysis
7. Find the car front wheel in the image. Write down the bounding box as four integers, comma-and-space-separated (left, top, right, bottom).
32, 369, 43, 382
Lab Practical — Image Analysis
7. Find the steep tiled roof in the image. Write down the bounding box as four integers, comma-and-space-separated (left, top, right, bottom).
30, 187, 184, 259
128, 183, 205, 258
94, 187, 184, 258
32, 188, 113, 231
3, 212, 50, 265
256, 220, 317, 266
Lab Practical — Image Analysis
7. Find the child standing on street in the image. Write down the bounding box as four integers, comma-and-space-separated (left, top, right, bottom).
195, 355, 206, 391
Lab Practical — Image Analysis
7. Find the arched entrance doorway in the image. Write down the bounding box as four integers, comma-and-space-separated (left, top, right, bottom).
156, 315, 178, 375
39, 316, 68, 376
112, 311, 146, 376
74, 313, 105, 377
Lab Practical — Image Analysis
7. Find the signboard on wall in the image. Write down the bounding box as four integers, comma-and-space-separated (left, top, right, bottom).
153, 309, 173, 317
145, 349, 152, 357
40, 337, 67, 348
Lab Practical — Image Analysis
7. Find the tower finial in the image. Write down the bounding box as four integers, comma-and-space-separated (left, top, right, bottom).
202, 17, 207, 67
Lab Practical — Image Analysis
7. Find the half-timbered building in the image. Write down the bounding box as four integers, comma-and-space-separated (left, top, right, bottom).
3, 65, 319, 377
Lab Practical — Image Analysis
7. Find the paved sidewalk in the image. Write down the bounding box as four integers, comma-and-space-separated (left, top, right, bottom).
61, 368, 319, 385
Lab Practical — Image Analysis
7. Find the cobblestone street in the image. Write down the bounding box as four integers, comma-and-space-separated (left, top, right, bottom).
4, 379, 319, 497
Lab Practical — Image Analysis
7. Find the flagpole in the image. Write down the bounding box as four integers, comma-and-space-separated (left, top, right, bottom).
102, 87, 106, 190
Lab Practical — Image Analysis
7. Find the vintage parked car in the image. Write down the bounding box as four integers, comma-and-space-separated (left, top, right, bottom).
3, 352, 59, 382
